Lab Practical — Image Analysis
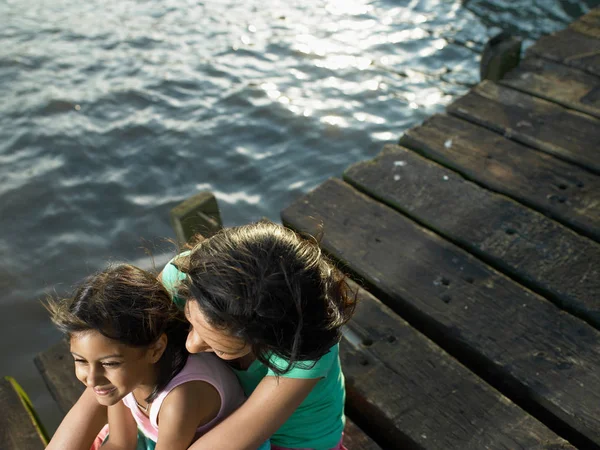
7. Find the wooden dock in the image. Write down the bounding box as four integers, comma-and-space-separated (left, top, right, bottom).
6, 7, 599, 450
281, 7, 600, 450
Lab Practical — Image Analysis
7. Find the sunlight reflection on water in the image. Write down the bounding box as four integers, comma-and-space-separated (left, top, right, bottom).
0, 0, 594, 434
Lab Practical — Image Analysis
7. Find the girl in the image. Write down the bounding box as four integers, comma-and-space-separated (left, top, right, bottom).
48, 221, 355, 450
45, 264, 255, 450
163, 221, 356, 450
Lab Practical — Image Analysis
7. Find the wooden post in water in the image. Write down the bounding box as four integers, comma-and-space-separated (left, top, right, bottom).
479, 32, 522, 81
170, 191, 223, 244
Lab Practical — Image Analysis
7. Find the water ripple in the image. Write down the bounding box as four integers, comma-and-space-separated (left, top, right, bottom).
0, 0, 592, 434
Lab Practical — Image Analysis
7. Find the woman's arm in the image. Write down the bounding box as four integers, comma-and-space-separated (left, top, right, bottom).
188, 376, 320, 450
100, 401, 138, 450
155, 380, 222, 450
46, 387, 107, 450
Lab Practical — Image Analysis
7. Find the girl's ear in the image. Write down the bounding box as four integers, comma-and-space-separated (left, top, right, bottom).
148, 334, 168, 363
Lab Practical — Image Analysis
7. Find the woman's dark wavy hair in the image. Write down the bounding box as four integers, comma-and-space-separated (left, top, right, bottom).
177, 220, 356, 375
46, 264, 189, 403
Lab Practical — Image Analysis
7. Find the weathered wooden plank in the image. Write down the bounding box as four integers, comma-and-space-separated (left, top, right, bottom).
344, 144, 600, 328
527, 27, 600, 77
37, 339, 382, 448
569, 7, 600, 40
399, 114, 600, 242
0, 378, 46, 450
501, 57, 600, 119
34, 339, 84, 414
340, 282, 574, 450
281, 178, 600, 449
342, 416, 382, 450
447, 81, 600, 174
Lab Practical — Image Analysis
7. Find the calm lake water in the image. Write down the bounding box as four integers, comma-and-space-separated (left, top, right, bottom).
1, 0, 595, 435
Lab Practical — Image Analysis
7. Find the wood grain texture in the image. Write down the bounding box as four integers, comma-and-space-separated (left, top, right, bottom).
569, 7, 600, 40
342, 416, 382, 450
447, 81, 600, 174
400, 114, 600, 242
501, 57, 600, 119
527, 27, 600, 77
34, 339, 84, 415
345, 144, 600, 329
281, 178, 600, 449
0, 378, 45, 450
340, 281, 573, 450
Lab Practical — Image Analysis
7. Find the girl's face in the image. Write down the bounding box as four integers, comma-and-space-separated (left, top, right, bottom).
70, 330, 158, 406
185, 299, 252, 361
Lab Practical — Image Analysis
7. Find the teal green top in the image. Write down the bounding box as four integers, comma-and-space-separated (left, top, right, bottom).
161, 255, 345, 450
232, 346, 345, 450
160, 252, 189, 309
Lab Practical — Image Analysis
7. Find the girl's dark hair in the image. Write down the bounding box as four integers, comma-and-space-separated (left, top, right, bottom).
178, 221, 356, 375
46, 264, 189, 402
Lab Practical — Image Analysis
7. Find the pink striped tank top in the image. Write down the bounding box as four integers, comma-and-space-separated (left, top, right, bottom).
122, 353, 245, 442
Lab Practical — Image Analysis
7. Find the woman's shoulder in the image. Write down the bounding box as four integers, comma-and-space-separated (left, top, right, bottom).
267, 344, 340, 379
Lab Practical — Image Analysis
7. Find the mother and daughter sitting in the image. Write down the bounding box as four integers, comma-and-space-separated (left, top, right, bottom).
45, 221, 356, 450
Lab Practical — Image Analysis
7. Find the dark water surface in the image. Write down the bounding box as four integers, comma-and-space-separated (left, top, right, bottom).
1, 0, 595, 435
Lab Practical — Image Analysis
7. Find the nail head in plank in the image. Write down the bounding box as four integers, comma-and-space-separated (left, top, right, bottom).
400, 114, 600, 242
345, 145, 600, 328
341, 282, 574, 450
501, 57, 600, 119
447, 81, 600, 174
281, 178, 600, 448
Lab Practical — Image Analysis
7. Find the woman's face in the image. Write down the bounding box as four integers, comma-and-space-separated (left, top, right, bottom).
69, 330, 157, 406
184, 300, 252, 361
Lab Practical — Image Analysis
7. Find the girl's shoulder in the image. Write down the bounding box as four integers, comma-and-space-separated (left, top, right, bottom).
160, 353, 243, 398
159, 378, 222, 422
153, 379, 222, 445
154, 354, 246, 435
